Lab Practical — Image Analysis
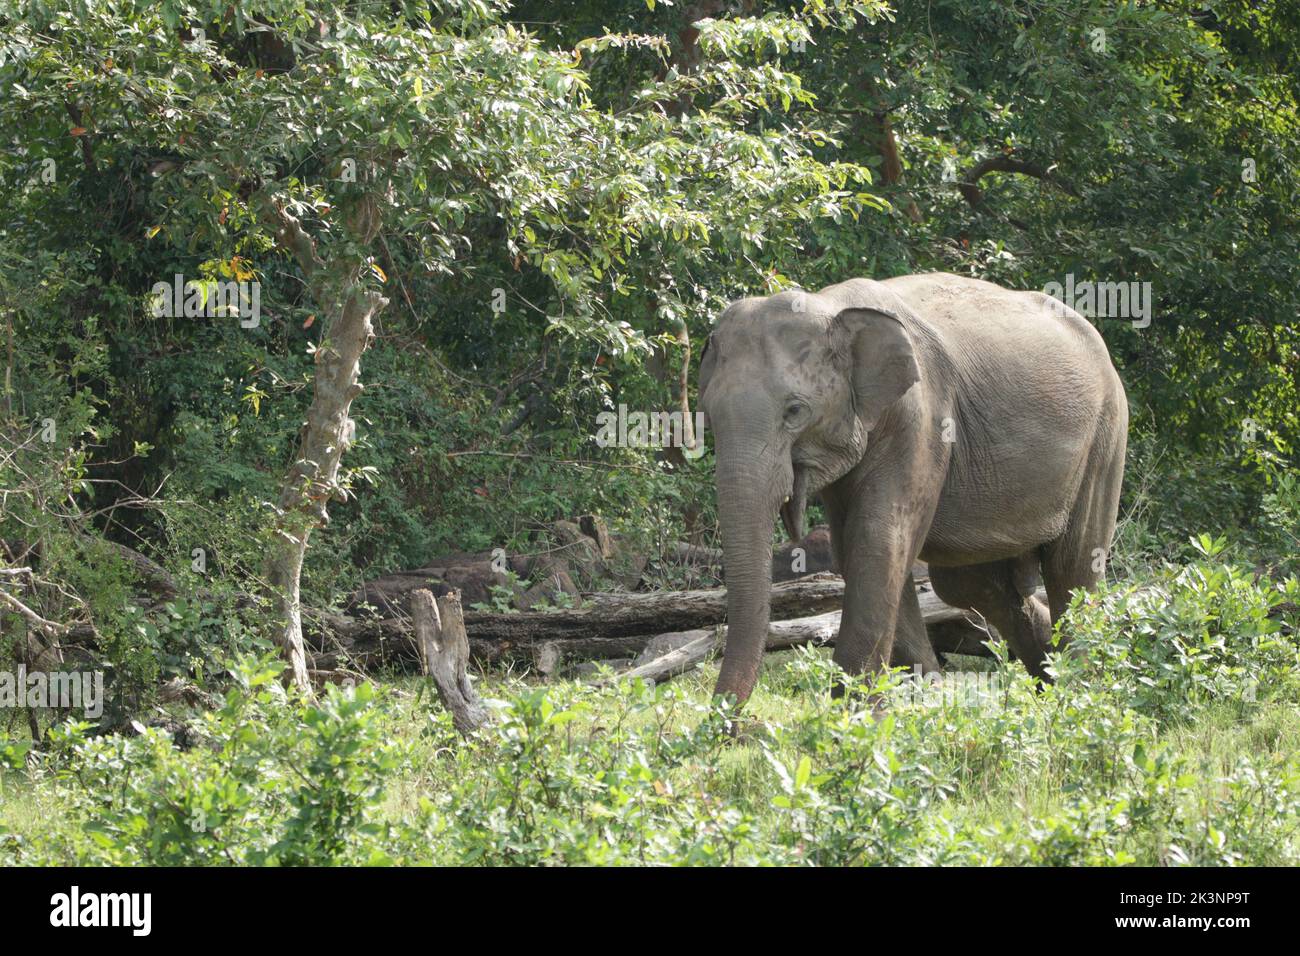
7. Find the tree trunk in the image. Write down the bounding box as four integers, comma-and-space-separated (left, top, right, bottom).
260, 196, 387, 692
410, 588, 489, 736
856, 68, 922, 224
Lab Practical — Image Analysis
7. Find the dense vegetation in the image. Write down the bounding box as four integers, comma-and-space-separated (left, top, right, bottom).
1, 0, 1297, 865
5, 546, 1300, 865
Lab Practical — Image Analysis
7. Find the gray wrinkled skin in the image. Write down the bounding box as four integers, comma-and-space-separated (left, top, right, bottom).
698, 273, 1129, 704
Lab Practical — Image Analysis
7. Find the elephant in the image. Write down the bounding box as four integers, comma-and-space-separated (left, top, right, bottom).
697, 272, 1128, 704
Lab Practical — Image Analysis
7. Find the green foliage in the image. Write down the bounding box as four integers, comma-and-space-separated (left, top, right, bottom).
15, 658, 400, 865
1058, 540, 1300, 724
2, 0, 1296, 620
431, 684, 741, 864
4, 555, 1299, 866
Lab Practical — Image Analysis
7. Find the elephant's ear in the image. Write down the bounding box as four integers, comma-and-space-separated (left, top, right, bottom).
832, 307, 920, 430
697, 332, 718, 427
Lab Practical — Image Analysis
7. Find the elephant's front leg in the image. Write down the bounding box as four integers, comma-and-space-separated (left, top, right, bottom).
893, 572, 941, 674
826, 447, 943, 689
832, 528, 916, 678
826, 495, 935, 673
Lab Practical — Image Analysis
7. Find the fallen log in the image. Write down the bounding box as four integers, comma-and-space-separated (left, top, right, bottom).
598, 591, 1018, 687
308, 574, 849, 668
307, 574, 998, 672
598, 613, 838, 686
487, 573, 846, 640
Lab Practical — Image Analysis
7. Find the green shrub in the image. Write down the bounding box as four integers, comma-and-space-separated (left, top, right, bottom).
25, 657, 399, 866
1060, 535, 1300, 724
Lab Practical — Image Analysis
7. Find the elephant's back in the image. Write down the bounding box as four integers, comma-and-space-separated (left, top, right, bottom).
882, 272, 1122, 396
882, 272, 1093, 338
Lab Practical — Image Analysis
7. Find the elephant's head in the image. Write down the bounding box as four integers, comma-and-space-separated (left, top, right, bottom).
698, 286, 921, 704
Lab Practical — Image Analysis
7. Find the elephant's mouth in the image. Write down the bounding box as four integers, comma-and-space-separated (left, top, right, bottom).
779, 462, 808, 543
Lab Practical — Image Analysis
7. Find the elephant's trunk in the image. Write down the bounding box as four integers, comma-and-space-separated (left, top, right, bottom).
713, 436, 786, 706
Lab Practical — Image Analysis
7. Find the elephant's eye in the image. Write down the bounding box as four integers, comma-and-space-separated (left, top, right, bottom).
783, 401, 808, 426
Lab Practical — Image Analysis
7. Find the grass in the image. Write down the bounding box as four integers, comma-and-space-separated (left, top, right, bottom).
344, 640, 1300, 864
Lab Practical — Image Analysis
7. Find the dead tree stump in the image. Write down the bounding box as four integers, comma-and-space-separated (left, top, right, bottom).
409, 588, 489, 736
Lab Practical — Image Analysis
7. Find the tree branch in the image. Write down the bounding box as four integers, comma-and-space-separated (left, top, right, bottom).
0, 586, 69, 636
957, 154, 1078, 209
64, 101, 97, 173
258, 196, 326, 281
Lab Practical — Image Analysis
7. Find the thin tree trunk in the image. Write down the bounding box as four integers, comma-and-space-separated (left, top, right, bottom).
260, 196, 387, 692
873, 110, 922, 223
3, 305, 14, 417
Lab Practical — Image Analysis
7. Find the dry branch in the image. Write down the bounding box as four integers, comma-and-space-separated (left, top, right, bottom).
0, 585, 69, 636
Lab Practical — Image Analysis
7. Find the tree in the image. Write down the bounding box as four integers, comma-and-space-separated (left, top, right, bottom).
2, 0, 884, 688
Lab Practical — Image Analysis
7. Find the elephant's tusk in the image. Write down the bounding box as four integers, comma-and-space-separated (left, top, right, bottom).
780, 467, 807, 544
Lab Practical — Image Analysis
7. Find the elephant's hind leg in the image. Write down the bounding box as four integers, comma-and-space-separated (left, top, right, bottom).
929, 558, 1055, 682
1041, 420, 1127, 628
